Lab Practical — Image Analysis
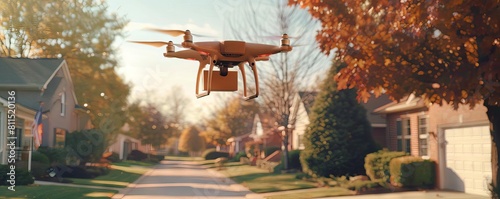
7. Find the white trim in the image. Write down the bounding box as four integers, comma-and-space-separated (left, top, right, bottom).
371, 123, 387, 128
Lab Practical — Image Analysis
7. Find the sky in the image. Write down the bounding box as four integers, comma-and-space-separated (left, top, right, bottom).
105, 0, 332, 123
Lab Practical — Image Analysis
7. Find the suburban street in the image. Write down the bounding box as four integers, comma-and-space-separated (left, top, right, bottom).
112, 160, 260, 199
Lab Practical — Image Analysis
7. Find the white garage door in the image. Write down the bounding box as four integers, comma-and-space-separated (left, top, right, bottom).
444, 125, 491, 196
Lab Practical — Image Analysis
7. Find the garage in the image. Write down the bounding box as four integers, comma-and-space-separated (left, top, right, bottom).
443, 125, 491, 196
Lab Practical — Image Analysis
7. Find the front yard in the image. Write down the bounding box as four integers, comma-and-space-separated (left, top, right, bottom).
203, 161, 356, 198
0, 160, 155, 199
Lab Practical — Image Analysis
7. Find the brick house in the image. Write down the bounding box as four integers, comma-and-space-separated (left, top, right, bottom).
374, 94, 491, 196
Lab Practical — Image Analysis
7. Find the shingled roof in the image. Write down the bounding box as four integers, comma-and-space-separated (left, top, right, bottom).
0, 58, 64, 90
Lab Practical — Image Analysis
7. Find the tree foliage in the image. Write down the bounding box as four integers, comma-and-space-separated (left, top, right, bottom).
203, 97, 259, 145
137, 104, 170, 149
178, 126, 205, 153
0, 0, 129, 144
301, 62, 379, 177
289, 0, 500, 107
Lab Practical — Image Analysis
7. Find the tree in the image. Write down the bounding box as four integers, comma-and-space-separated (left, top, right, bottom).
290, 0, 500, 189
225, 0, 331, 170
0, 0, 130, 145
163, 85, 190, 137
301, 62, 379, 177
178, 126, 206, 154
138, 104, 170, 149
203, 97, 259, 146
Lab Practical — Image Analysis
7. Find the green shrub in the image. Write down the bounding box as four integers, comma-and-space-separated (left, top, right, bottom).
364, 149, 406, 182
202, 148, 229, 160
127, 150, 147, 161
389, 156, 435, 188
106, 152, 120, 162
0, 165, 34, 185
32, 151, 50, 164
232, 151, 246, 162
37, 147, 67, 164
288, 150, 302, 170
263, 146, 281, 157
65, 129, 106, 163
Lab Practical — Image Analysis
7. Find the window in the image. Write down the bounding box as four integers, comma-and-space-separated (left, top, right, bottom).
54, 128, 67, 148
396, 118, 411, 153
297, 134, 304, 149
60, 92, 66, 116
418, 116, 429, 156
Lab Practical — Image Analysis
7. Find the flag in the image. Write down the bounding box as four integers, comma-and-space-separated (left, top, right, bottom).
32, 106, 43, 149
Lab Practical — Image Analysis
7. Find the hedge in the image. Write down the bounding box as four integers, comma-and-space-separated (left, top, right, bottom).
202, 148, 229, 160
0, 165, 34, 185
364, 149, 406, 181
390, 156, 435, 188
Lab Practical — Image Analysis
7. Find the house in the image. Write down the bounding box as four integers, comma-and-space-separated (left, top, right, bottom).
0, 58, 92, 165
374, 94, 491, 196
107, 133, 152, 160
227, 133, 253, 156
288, 91, 392, 150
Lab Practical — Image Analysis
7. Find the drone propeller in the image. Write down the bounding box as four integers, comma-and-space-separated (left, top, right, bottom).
147, 28, 211, 37
128, 41, 183, 48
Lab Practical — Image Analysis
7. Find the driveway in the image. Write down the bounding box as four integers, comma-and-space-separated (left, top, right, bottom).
319, 190, 489, 199
112, 160, 258, 199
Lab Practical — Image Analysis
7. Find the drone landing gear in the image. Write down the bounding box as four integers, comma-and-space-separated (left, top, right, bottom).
239, 61, 259, 101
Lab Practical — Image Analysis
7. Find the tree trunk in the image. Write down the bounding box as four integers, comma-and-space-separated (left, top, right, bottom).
486, 101, 500, 195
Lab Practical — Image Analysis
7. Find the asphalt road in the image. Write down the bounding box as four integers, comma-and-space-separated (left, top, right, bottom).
112, 160, 259, 199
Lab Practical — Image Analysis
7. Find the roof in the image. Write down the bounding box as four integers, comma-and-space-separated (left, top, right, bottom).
373, 94, 427, 114
298, 91, 318, 115
0, 58, 64, 90
360, 94, 393, 126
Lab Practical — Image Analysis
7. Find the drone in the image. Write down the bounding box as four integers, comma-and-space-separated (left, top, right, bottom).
130, 29, 292, 100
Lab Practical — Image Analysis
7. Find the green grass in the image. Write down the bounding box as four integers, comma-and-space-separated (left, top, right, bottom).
217, 165, 317, 193
69, 161, 154, 188
0, 185, 118, 199
164, 156, 203, 161
265, 187, 354, 199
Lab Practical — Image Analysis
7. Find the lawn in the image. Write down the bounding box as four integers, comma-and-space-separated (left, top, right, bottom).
216, 164, 317, 193
164, 156, 204, 161
264, 187, 354, 199
0, 185, 118, 199
69, 160, 155, 188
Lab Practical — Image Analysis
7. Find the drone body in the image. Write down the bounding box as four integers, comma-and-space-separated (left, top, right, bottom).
131, 29, 292, 100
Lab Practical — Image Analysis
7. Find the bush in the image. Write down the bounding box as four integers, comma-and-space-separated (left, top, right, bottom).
344, 179, 384, 191
364, 149, 406, 182
0, 165, 34, 185
263, 146, 281, 157
288, 150, 302, 171
202, 148, 229, 160
37, 147, 67, 164
32, 151, 50, 164
389, 156, 435, 188
232, 151, 246, 162
127, 150, 147, 161
65, 129, 106, 164
105, 152, 121, 162
61, 166, 98, 179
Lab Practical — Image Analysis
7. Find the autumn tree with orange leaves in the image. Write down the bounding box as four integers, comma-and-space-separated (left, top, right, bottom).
290, 0, 500, 191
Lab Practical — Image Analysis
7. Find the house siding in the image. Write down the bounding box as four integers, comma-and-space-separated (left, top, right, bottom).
386, 107, 428, 157
384, 101, 489, 189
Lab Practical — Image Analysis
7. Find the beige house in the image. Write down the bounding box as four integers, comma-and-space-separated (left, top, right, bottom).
0, 58, 92, 165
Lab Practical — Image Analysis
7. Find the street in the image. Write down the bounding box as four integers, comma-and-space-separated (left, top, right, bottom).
112, 160, 259, 199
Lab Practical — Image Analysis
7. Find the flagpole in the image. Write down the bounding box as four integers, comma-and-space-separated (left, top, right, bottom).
28, 136, 33, 172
